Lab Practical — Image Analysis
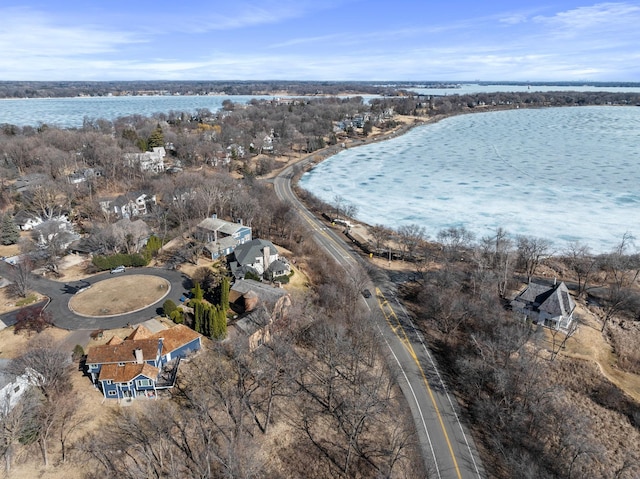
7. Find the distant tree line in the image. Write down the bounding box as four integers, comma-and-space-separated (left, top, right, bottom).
0, 80, 396, 99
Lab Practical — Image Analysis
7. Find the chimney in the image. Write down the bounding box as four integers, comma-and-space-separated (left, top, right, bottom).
263, 246, 270, 269
134, 348, 144, 364
553, 277, 557, 286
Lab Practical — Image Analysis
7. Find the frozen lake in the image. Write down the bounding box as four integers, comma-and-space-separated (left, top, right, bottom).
300, 106, 640, 254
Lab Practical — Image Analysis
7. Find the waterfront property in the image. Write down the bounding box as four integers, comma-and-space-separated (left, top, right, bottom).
511, 281, 576, 330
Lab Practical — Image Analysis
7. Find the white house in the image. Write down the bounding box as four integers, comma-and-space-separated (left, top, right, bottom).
0, 360, 42, 412
124, 147, 166, 173
32, 215, 81, 251
12, 211, 43, 231
196, 215, 252, 260
99, 192, 156, 219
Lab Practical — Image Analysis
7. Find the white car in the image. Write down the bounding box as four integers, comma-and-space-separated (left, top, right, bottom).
110, 265, 126, 274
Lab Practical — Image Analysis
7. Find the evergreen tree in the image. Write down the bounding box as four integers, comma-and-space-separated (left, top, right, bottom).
193, 301, 203, 334
220, 306, 227, 339
145, 235, 162, 257
212, 305, 227, 340
220, 277, 230, 312
147, 125, 164, 149
207, 304, 216, 337
191, 282, 204, 301
0, 214, 20, 246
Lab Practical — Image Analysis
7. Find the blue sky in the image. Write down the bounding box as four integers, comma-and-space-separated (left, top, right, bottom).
1, 1, 639, 81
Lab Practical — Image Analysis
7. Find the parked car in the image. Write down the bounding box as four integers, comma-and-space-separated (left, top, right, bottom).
110, 265, 126, 274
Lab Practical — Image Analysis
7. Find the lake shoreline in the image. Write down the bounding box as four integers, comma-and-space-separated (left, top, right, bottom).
290, 104, 639, 256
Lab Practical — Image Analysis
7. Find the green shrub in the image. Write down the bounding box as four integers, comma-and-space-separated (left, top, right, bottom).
92, 253, 148, 271
272, 275, 290, 284
72, 344, 85, 362
170, 310, 184, 324
15, 294, 38, 307
163, 299, 178, 317
244, 271, 261, 282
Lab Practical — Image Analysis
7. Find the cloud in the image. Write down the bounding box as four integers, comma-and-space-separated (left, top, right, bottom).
533, 2, 640, 32
0, 7, 143, 58
0, 2, 638, 82
149, 0, 344, 34
499, 13, 528, 25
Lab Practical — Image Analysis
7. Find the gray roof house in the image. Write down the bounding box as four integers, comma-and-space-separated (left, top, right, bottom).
99, 192, 156, 219
13, 210, 43, 231
228, 279, 291, 351
196, 215, 252, 260
230, 238, 291, 280
12, 173, 48, 193
511, 281, 576, 330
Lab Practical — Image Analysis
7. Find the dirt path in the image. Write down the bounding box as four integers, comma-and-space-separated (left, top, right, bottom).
561, 303, 640, 402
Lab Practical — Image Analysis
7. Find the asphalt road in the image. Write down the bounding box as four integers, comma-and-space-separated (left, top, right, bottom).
274, 158, 485, 479
0, 261, 191, 330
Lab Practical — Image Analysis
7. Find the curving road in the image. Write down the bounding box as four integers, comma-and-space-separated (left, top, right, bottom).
274, 157, 485, 479
0, 262, 191, 330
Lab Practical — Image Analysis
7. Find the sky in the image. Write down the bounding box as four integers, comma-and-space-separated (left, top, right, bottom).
1, 1, 639, 82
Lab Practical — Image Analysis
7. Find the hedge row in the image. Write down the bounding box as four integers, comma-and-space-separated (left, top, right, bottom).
92, 253, 148, 271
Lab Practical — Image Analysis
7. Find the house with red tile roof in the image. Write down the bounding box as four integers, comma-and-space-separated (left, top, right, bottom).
85, 324, 202, 400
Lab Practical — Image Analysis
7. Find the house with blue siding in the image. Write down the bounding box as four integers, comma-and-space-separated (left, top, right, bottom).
85, 324, 202, 400
196, 215, 252, 259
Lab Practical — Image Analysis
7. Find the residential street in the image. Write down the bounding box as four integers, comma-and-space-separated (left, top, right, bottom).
0, 262, 190, 330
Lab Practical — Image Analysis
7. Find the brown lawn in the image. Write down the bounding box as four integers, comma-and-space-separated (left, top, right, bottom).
68, 274, 170, 317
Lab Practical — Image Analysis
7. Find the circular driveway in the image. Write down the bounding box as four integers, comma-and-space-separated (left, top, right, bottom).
68, 275, 171, 317
0, 265, 191, 330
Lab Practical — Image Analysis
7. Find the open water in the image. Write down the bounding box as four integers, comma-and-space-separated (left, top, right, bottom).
300, 106, 640, 254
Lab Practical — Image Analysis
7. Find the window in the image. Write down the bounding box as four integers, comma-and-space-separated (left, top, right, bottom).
118, 362, 125, 366
136, 379, 152, 388
107, 390, 117, 396
105, 380, 113, 385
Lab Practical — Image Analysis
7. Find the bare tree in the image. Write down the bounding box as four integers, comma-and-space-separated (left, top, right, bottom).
23, 181, 64, 220
563, 241, 596, 298
516, 235, 553, 281
0, 390, 39, 474
8, 339, 72, 400
7, 256, 33, 298
368, 223, 393, 254
418, 273, 471, 341
397, 223, 427, 261
549, 319, 579, 361
597, 233, 640, 332
437, 225, 476, 262
57, 394, 86, 464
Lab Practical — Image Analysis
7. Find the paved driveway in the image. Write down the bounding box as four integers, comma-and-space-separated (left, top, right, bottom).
0, 263, 191, 331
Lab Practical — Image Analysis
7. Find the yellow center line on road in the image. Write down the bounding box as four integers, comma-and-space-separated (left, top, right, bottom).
375, 287, 463, 479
